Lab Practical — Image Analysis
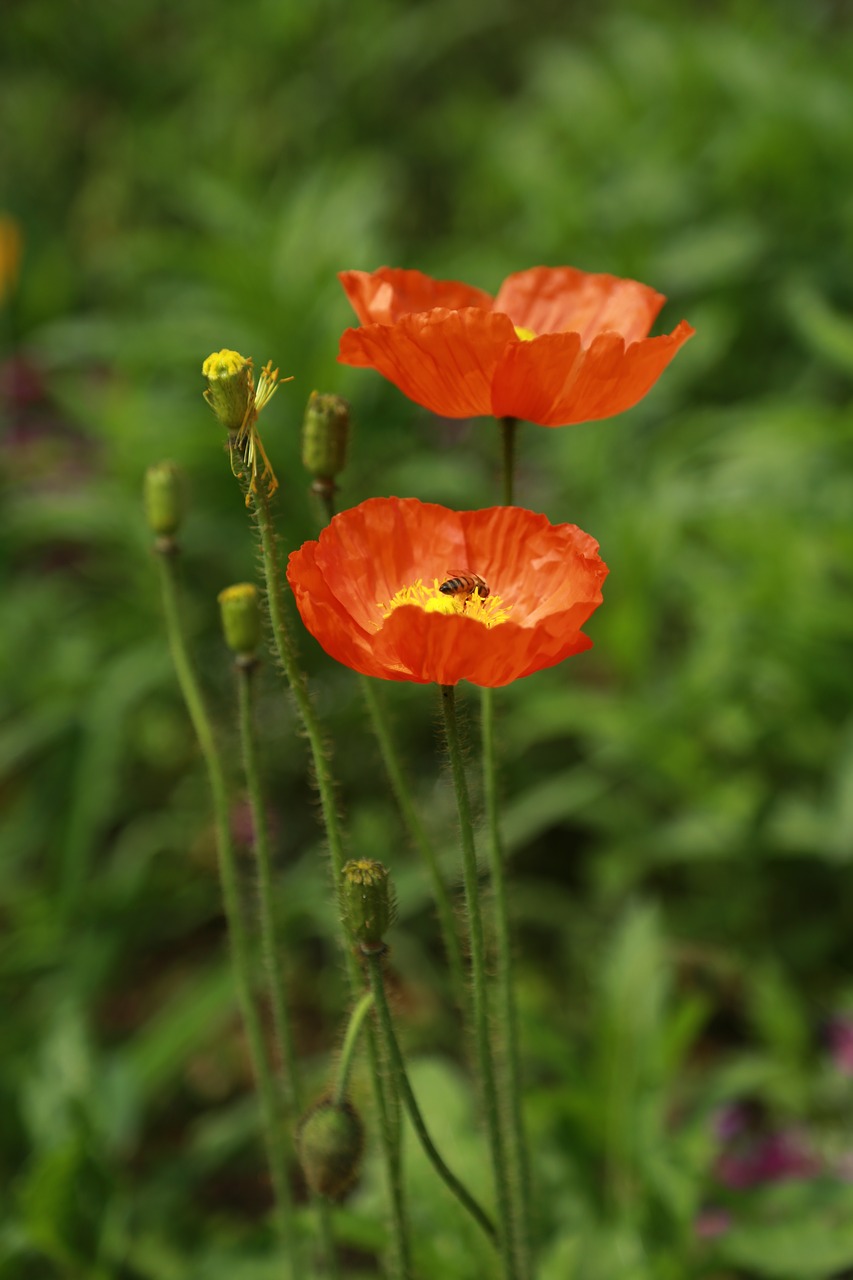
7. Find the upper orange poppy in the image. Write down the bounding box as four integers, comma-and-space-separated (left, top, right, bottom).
338, 265, 694, 427
286, 497, 607, 688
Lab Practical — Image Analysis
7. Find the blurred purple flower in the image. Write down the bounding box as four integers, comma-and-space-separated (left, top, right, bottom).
714, 1114, 820, 1190
827, 1016, 853, 1076
695, 1207, 732, 1239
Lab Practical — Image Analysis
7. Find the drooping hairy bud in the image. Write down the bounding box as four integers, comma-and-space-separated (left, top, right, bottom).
297, 1098, 364, 1200
341, 859, 396, 953
202, 349, 253, 433
144, 461, 184, 538
217, 583, 262, 658
302, 391, 350, 481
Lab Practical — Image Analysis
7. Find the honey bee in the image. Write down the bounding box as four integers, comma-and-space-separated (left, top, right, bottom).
439, 572, 490, 606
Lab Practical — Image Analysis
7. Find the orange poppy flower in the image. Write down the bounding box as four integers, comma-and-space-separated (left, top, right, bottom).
338, 265, 693, 427
286, 497, 607, 688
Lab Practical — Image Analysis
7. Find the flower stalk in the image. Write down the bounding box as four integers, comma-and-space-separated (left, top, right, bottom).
479, 414, 534, 1276
366, 949, 498, 1249
439, 684, 519, 1280
481, 685, 532, 1277
500, 416, 517, 507
333, 992, 375, 1105
153, 542, 299, 1277
359, 675, 467, 1011
234, 655, 339, 1277
235, 659, 300, 1114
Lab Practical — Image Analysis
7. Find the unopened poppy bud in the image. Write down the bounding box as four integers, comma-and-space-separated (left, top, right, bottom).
297, 1098, 364, 1199
202, 349, 253, 433
218, 583, 262, 657
302, 391, 350, 480
341, 859, 395, 952
144, 461, 184, 537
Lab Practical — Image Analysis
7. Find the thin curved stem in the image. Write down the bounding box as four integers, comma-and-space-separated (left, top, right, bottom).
360, 675, 467, 1009
367, 951, 498, 1248
333, 992, 375, 1105
155, 547, 299, 1278
439, 685, 518, 1280
365, 970, 410, 1280
250, 487, 410, 1279
481, 686, 532, 1276
236, 661, 338, 1278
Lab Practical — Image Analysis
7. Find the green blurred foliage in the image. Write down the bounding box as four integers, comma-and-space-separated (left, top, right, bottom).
3, 0, 853, 1274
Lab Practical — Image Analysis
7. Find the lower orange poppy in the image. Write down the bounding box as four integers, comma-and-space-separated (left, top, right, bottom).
338, 265, 693, 427
286, 497, 607, 687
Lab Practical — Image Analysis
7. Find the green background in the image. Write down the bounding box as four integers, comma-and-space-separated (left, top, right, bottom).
3, 0, 853, 1275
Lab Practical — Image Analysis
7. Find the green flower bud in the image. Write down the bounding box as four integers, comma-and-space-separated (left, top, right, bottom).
341, 859, 395, 953
202, 349, 253, 433
218, 583, 262, 657
144, 461, 184, 537
297, 1098, 364, 1200
302, 391, 350, 480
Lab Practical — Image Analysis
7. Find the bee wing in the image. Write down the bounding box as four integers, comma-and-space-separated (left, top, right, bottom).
445, 569, 469, 578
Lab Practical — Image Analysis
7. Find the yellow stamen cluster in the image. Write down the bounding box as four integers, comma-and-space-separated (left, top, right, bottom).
378, 579, 511, 629
514, 325, 537, 342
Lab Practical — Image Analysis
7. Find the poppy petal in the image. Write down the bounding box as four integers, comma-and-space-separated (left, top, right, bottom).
338, 309, 517, 419
372, 608, 593, 687
494, 266, 666, 344
286, 539, 391, 679
491, 321, 694, 426
339, 268, 493, 326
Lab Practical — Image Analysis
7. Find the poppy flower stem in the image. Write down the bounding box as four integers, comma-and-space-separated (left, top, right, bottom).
480, 407, 533, 1274
154, 545, 300, 1278
249, 485, 409, 1280
366, 949, 499, 1249
360, 675, 468, 1013
236, 661, 300, 1109
236, 659, 339, 1278
439, 684, 520, 1280
500, 416, 517, 507
481, 685, 533, 1277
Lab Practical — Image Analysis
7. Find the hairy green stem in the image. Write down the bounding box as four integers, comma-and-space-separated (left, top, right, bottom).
250, 488, 411, 1279
492, 408, 534, 1273
236, 661, 339, 1278
360, 675, 467, 1008
333, 992, 375, 1105
237, 661, 301, 1112
439, 685, 518, 1280
367, 952, 498, 1248
481, 686, 532, 1276
155, 546, 299, 1277
365, 966, 411, 1280
500, 417, 517, 507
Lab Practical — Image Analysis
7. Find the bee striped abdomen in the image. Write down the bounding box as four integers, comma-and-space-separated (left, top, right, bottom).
439, 572, 490, 601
